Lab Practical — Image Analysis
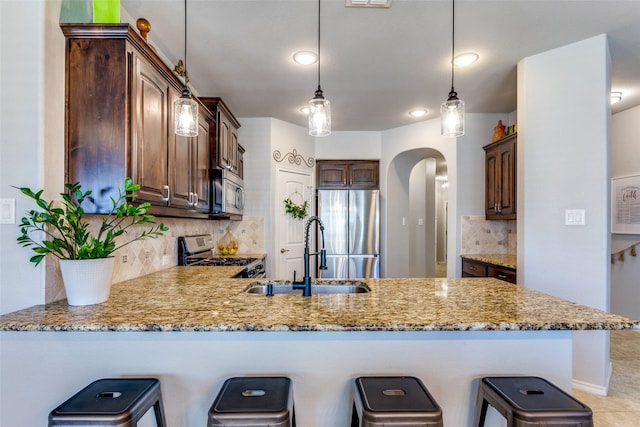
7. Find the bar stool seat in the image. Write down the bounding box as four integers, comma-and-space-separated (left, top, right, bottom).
351, 376, 443, 427
474, 376, 593, 426
207, 376, 295, 427
48, 378, 166, 427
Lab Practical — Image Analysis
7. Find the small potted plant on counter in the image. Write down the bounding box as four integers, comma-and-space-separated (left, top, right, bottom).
14, 178, 168, 306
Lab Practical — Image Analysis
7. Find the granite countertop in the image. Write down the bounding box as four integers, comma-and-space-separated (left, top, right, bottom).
461, 254, 517, 270
1, 266, 637, 332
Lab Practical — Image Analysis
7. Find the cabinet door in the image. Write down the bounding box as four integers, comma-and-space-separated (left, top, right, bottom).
462, 259, 488, 277
168, 88, 194, 209
229, 126, 239, 173
488, 266, 517, 284
497, 139, 516, 216
237, 144, 245, 179
317, 162, 349, 188
218, 110, 232, 170
193, 111, 211, 211
485, 147, 499, 216
484, 134, 516, 219
132, 54, 169, 206
349, 162, 379, 189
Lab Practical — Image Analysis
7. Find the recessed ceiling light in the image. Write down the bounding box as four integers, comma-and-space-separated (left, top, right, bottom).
293, 51, 318, 65
453, 52, 479, 67
300, 106, 310, 114
611, 91, 623, 104
409, 109, 428, 118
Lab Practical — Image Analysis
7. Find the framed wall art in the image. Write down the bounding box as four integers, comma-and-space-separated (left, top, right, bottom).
612, 174, 640, 234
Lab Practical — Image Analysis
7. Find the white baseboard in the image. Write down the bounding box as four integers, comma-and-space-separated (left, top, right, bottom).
572, 361, 612, 396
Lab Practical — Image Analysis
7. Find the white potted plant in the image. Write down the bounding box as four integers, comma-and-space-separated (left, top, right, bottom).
15, 178, 168, 306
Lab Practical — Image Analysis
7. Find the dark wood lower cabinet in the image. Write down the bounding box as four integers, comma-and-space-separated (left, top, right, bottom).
461, 257, 517, 284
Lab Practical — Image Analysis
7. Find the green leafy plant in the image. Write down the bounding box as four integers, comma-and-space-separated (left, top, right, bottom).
283, 197, 308, 220
15, 178, 169, 266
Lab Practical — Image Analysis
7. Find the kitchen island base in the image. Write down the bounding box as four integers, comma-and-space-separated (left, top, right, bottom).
0, 330, 572, 427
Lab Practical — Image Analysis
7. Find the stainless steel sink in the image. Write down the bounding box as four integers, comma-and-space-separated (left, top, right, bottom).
244, 280, 370, 295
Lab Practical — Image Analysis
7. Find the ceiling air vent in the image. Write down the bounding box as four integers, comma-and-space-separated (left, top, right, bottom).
346, 0, 393, 8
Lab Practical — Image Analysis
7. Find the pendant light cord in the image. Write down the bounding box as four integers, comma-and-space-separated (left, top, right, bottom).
184, 0, 188, 87
450, 0, 455, 92
317, 0, 321, 90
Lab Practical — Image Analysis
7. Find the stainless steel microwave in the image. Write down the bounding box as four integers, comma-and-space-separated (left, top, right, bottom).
211, 168, 244, 217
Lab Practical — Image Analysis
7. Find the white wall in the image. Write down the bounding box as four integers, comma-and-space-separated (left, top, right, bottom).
409, 159, 437, 277
238, 118, 272, 219
610, 105, 640, 320
518, 35, 611, 392
314, 131, 381, 160
0, 0, 64, 314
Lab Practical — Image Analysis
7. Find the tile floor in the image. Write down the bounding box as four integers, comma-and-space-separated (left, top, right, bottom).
572, 329, 640, 426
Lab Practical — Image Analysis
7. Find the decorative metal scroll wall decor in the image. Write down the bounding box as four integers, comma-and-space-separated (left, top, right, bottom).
273, 149, 315, 168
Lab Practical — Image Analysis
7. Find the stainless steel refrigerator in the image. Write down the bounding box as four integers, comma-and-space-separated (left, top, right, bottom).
317, 189, 380, 278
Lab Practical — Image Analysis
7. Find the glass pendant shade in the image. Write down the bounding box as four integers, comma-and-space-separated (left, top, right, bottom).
440, 91, 464, 137
308, 88, 331, 137
174, 88, 198, 137
441, 0, 465, 137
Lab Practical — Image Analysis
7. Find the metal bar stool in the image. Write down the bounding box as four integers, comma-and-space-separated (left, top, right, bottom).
474, 376, 593, 426
351, 376, 443, 427
48, 378, 166, 427
207, 376, 295, 427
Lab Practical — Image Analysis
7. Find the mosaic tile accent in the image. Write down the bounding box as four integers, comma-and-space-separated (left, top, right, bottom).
44, 216, 265, 303
461, 215, 516, 254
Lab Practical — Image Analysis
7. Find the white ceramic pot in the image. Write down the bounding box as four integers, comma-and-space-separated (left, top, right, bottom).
59, 257, 115, 306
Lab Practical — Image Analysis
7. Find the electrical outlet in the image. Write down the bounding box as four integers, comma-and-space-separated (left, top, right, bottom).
162, 254, 170, 266
0, 198, 15, 224
122, 255, 128, 263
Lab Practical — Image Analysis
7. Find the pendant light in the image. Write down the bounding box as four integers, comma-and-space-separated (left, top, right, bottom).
440, 0, 465, 137
174, 0, 198, 137
308, 0, 331, 137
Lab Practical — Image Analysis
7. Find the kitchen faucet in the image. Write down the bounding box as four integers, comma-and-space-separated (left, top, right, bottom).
293, 216, 328, 296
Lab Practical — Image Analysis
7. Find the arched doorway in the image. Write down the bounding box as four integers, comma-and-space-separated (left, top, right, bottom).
385, 148, 447, 278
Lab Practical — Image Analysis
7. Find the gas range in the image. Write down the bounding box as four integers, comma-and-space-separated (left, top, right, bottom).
177, 235, 266, 278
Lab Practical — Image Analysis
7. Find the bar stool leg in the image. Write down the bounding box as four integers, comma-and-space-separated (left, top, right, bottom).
474, 385, 489, 427
153, 396, 167, 427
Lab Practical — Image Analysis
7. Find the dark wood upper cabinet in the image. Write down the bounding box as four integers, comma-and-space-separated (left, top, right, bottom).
317, 160, 379, 189
61, 24, 213, 218
237, 144, 246, 179
131, 53, 171, 207
199, 97, 241, 176
484, 134, 517, 220
169, 101, 212, 212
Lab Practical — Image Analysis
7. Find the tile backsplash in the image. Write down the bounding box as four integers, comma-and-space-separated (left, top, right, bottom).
461, 215, 516, 254
45, 216, 265, 303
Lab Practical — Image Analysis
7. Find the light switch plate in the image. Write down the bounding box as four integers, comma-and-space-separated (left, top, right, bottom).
0, 198, 16, 224
565, 209, 585, 226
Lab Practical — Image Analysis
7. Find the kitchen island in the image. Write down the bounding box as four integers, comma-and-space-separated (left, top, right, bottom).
1, 267, 637, 426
